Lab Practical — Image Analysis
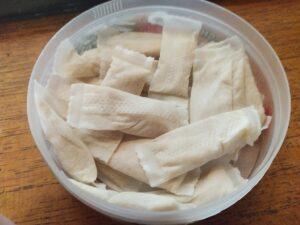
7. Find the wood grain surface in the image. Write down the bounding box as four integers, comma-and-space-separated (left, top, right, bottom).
0, 0, 299, 224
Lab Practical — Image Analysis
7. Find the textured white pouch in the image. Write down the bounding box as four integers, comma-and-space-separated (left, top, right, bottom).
67, 84, 188, 138
53, 39, 100, 78
77, 129, 123, 163
191, 36, 266, 123
101, 46, 154, 95
108, 135, 201, 196
34, 81, 97, 183
46, 74, 101, 104
152, 163, 247, 205
136, 107, 261, 186
106, 32, 161, 58
148, 12, 202, 108
69, 163, 246, 211
69, 179, 180, 211
97, 162, 154, 192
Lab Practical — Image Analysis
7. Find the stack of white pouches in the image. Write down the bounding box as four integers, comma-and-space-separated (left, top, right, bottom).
34, 12, 271, 211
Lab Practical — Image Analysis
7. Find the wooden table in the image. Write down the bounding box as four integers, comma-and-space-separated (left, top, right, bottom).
0, 0, 299, 224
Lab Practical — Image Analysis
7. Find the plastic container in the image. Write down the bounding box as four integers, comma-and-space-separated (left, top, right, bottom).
27, 0, 290, 224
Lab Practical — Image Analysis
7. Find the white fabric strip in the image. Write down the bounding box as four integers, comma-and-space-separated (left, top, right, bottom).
53, 39, 100, 78
96, 162, 154, 192
101, 46, 154, 95
34, 81, 97, 183
136, 107, 261, 186
67, 84, 188, 138
106, 32, 162, 58
148, 13, 202, 108
191, 36, 266, 124
78, 129, 123, 163
35, 79, 68, 119
107, 135, 201, 196
68, 163, 246, 211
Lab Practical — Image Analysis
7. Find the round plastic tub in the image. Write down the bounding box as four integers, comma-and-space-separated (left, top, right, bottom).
27, 0, 290, 224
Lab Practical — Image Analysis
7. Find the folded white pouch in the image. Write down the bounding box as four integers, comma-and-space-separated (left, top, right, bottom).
36, 79, 68, 118
99, 45, 155, 79
101, 46, 155, 95
191, 36, 266, 123
70, 179, 180, 211
77, 129, 123, 163
45, 74, 120, 163
69, 163, 246, 211
111, 46, 155, 72
99, 47, 113, 80
191, 51, 234, 121
191, 162, 247, 205
136, 106, 262, 186
108, 135, 201, 196
106, 32, 162, 58
69, 178, 116, 199
34, 81, 97, 183
96, 162, 153, 192
67, 84, 188, 138
45, 74, 119, 163
46, 74, 74, 102
53, 39, 100, 78
148, 12, 202, 107
97, 26, 121, 79
153, 163, 247, 205
46, 74, 101, 103
108, 191, 179, 211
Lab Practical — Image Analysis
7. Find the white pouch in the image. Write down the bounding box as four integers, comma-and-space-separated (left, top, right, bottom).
53, 39, 100, 78
191, 36, 266, 123
46, 74, 101, 103
67, 84, 188, 138
34, 81, 97, 183
35, 79, 68, 118
191, 39, 243, 122
191, 52, 234, 121
97, 26, 121, 79
148, 12, 202, 107
99, 47, 113, 79
108, 192, 179, 211
45, 74, 119, 163
96, 162, 153, 192
70, 178, 180, 211
152, 163, 247, 205
106, 32, 162, 58
100, 45, 155, 76
77, 129, 123, 163
101, 46, 155, 95
189, 163, 247, 204
46, 74, 74, 102
108, 135, 201, 196
69, 162, 246, 210
69, 178, 116, 199
136, 107, 262, 186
